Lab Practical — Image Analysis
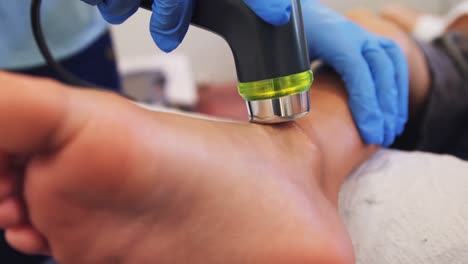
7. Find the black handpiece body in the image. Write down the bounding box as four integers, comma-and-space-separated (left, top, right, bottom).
140, 0, 310, 83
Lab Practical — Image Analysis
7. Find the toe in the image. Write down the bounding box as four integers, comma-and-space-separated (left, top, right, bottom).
0, 198, 25, 228
0, 172, 17, 200
5, 226, 50, 255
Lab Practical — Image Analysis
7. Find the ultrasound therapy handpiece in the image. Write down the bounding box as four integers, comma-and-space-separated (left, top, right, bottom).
141, 0, 313, 123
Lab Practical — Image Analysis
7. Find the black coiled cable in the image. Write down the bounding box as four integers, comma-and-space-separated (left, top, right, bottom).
30, 0, 97, 87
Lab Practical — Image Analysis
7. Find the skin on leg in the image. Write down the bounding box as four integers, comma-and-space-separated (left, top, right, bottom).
0, 70, 374, 264
447, 15, 468, 32
380, 4, 468, 35
0, 199, 23, 227
379, 4, 425, 33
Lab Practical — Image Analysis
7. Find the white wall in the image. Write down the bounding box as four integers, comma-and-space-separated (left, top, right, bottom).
111, 0, 461, 83
111, 10, 235, 83
323, 0, 450, 12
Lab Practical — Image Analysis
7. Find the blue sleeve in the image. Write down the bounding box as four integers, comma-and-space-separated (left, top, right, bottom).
0, 1, 107, 69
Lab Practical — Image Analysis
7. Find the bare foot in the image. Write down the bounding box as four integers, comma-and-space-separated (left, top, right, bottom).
0, 72, 354, 264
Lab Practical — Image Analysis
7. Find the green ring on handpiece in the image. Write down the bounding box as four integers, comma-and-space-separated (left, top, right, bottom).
238, 70, 314, 101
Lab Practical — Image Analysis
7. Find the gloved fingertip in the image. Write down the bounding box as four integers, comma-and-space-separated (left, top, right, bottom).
150, 0, 193, 52
100, 13, 126, 24
377, 38, 394, 47
350, 108, 385, 146
358, 123, 385, 145
397, 116, 407, 135
382, 132, 396, 148
151, 33, 181, 53
81, 0, 101, 5
362, 132, 384, 146
244, 0, 292, 26
271, 13, 291, 26
98, 3, 139, 24
381, 113, 399, 147
383, 141, 393, 148
264, 8, 291, 26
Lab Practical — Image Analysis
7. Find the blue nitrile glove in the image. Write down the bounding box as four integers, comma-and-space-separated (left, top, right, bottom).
301, 0, 409, 147
149, 0, 292, 51
81, 0, 292, 52
81, 0, 141, 24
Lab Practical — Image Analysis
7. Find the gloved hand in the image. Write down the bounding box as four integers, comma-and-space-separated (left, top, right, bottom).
81, 0, 292, 52
302, 0, 409, 147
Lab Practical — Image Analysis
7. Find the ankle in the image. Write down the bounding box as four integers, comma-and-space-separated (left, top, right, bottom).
256, 122, 327, 197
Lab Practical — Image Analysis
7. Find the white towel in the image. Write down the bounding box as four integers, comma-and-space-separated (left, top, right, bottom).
340, 150, 468, 264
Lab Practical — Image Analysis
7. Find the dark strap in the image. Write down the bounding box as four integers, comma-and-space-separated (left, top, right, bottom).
436, 32, 468, 77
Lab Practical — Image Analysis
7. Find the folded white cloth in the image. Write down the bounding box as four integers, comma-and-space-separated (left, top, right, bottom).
340, 150, 468, 264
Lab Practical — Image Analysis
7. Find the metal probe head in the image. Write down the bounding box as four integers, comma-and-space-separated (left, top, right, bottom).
246, 91, 310, 123
239, 70, 313, 123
